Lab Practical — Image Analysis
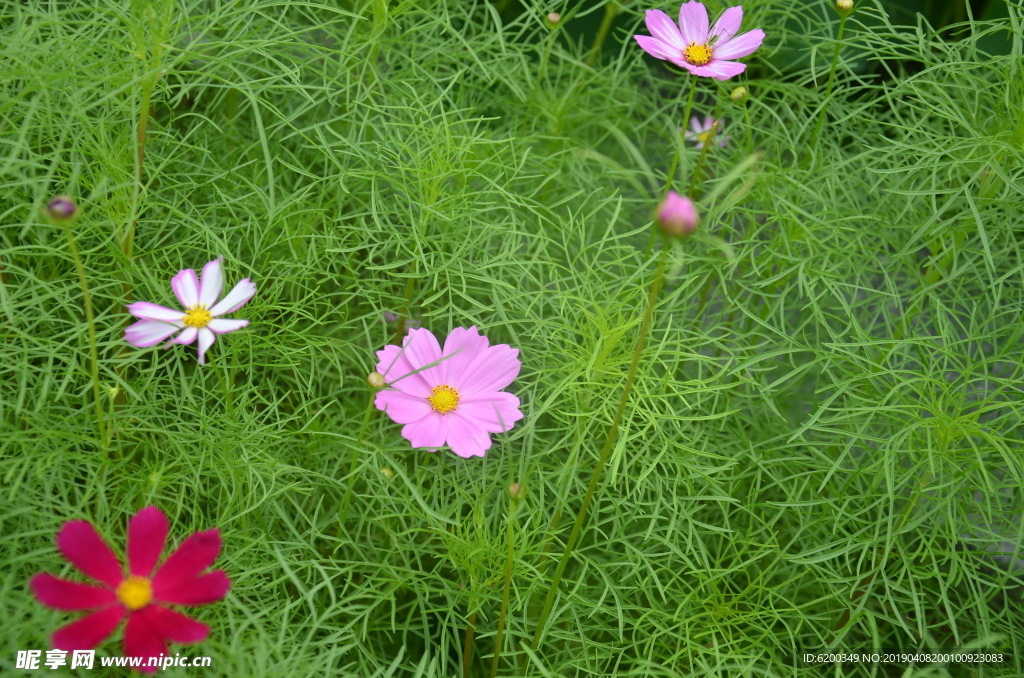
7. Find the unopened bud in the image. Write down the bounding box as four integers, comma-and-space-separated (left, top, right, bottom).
656, 191, 699, 238
729, 86, 748, 102
836, 0, 853, 15
509, 483, 525, 500
367, 371, 386, 389
44, 195, 78, 221
380, 467, 394, 479
546, 12, 561, 27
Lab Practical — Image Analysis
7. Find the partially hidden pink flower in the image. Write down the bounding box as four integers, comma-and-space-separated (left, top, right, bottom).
125, 257, 255, 365
30, 506, 230, 673
657, 190, 699, 237
635, 2, 765, 80
374, 326, 524, 458
684, 115, 729, 148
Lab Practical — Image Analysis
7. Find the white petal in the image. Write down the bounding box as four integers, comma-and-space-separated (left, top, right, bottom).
198, 257, 223, 308
196, 328, 216, 365
209, 278, 256, 316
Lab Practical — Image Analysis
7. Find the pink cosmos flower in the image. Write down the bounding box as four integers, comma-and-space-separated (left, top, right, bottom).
125, 257, 256, 365
657, 190, 700, 237
635, 2, 765, 80
374, 326, 524, 458
684, 115, 729, 148
30, 506, 230, 673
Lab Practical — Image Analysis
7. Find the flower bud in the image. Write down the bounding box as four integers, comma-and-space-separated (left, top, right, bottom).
656, 191, 699, 238
729, 86, 748, 102
44, 195, 78, 221
380, 467, 394, 479
367, 371, 386, 389
835, 0, 853, 16
509, 483, 525, 500
545, 12, 561, 28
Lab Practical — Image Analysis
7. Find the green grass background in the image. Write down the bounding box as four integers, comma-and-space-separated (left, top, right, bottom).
2, 0, 1023, 675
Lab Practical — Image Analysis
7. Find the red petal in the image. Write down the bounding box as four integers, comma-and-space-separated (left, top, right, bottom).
127, 507, 168, 577
31, 573, 116, 610
56, 520, 124, 588
151, 529, 221, 591
123, 611, 168, 674
154, 571, 230, 606
52, 606, 125, 651
138, 605, 210, 643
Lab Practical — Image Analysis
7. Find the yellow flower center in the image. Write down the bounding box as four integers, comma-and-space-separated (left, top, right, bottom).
182, 305, 212, 328
116, 576, 152, 610
684, 42, 713, 66
697, 130, 714, 144
427, 384, 460, 414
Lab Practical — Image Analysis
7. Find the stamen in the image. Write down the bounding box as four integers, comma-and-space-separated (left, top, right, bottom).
183, 305, 213, 328
116, 576, 152, 610
683, 42, 713, 66
427, 384, 460, 414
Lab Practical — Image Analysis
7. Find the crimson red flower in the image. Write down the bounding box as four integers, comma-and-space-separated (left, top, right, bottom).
30, 506, 230, 673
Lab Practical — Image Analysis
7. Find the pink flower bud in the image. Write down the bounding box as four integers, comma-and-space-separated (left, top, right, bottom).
656, 191, 699, 238
45, 195, 78, 221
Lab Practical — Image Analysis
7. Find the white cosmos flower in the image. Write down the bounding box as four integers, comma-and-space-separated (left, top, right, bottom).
125, 257, 256, 365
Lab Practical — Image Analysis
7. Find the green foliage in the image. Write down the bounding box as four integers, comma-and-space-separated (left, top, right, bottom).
1, 0, 1022, 676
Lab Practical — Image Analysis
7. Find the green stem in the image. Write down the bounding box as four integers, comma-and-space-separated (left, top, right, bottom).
462, 605, 478, 678
687, 119, 719, 197
62, 224, 107, 451
490, 496, 520, 678
528, 245, 669, 655
339, 394, 378, 525
586, 1, 620, 66
645, 77, 697, 258
520, 23, 559, 134
809, 15, 847, 157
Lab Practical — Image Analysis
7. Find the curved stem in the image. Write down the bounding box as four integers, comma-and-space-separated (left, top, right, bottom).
62, 224, 107, 452
645, 77, 697, 258
528, 245, 669, 654
490, 496, 520, 677
586, 0, 620, 66
809, 16, 847, 157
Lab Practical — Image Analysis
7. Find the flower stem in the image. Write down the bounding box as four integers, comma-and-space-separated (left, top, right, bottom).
528, 244, 669, 655
809, 15, 848, 158
462, 605, 478, 678
61, 223, 107, 451
586, 0, 620, 66
490, 494, 520, 677
520, 21, 559, 135
645, 77, 697, 258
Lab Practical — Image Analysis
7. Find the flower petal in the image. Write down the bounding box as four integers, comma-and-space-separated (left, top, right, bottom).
168, 326, 198, 346
682, 60, 747, 80
400, 328, 444, 387
127, 302, 184, 323
198, 257, 223, 308
56, 520, 124, 588
644, 10, 685, 51
196, 327, 215, 365
123, 611, 167, 674
678, 0, 709, 45
709, 5, 743, 45
209, 278, 256, 316
456, 344, 521, 397
127, 507, 167, 578
137, 605, 210, 643
52, 606, 125, 651
445, 412, 493, 458
125, 320, 183, 348
457, 392, 524, 433
400, 412, 447, 449
171, 269, 200, 308
440, 326, 490, 385
634, 35, 676, 61
154, 570, 230, 606
375, 389, 434, 425
712, 28, 764, 60
206, 319, 248, 334
152, 529, 221, 592
30, 573, 117, 610
376, 344, 432, 397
